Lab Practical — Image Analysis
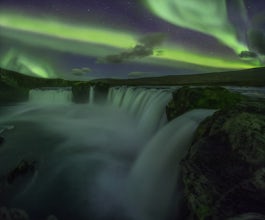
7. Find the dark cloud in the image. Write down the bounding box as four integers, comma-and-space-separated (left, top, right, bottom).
239, 51, 257, 58
248, 29, 265, 54
98, 33, 166, 64
71, 67, 91, 76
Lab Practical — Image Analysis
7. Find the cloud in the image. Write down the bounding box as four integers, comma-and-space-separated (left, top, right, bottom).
99, 33, 166, 63
239, 51, 258, 59
248, 29, 265, 55
71, 67, 92, 76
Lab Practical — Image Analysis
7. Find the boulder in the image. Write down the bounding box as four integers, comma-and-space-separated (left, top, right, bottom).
166, 86, 242, 120
181, 99, 265, 219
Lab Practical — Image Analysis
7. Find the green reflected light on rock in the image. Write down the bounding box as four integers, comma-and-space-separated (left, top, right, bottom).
144, 0, 248, 53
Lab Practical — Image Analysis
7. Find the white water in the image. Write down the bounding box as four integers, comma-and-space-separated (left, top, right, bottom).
0, 87, 214, 220
29, 88, 72, 104
89, 86, 95, 104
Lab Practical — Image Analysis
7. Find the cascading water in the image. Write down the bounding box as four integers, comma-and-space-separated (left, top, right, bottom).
29, 88, 72, 105
107, 87, 172, 135
89, 86, 95, 104
0, 86, 214, 220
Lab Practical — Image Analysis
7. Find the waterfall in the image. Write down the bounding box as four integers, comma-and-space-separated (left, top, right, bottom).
29, 88, 72, 104
89, 86, 95, 104
107, 87, 171, 135
0, 86, 215, 220
126, 109, 215, 220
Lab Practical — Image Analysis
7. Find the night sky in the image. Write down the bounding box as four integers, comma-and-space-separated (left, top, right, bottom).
0, 0, 265, 79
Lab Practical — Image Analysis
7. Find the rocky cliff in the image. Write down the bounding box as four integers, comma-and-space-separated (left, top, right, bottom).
167, 86, 265, 220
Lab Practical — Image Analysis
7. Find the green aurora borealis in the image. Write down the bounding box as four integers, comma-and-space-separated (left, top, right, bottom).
0, 0, 264, 79
144, 0, 248, 53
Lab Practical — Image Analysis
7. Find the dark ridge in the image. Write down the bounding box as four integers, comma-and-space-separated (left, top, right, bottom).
1, 66, 265, 87
91, 67, 265, 86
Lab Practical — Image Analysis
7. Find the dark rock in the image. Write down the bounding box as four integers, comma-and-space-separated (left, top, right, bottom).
93, 82, 110, 104
0, 68, 70, 89
0, 136, 4, 145
71, 83, 90, 103
9, 208, 29, 220
181, 99, 265, 220
0, 207, 29, 220
7, 160, 36, 184
0, 207, 58, 220
0, 207, 11, 220
166, 86, 243, 120
0, 81, 29, 105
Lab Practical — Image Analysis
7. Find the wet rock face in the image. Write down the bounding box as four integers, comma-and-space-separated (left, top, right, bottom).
71, 83, 90, 103
166, 86, 242, 121
0, 136, 4, 146
181, 100, 265, 220
93, 82, 109, 104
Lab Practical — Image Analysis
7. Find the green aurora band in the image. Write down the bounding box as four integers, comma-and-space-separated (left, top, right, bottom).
144, 0, 248, 54
1, 49, 55, 78
0, 11, 259, 78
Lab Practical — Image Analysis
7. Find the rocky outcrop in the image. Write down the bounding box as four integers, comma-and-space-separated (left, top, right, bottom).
0, 136, 4, 146
0, 81, 29, 105
0, 68, 70, 89
0, 207, 29, 220
71, 82, 110, 104
92, 82, 110, 104
71, 83, 90, 103
0, 160, 36, 196
166, 86, 243, 120
0, 207, 58, 220
6, 160, 36, 184
0, 161, 58, 220
0, 68, 71, 104
181, 99, 265, 220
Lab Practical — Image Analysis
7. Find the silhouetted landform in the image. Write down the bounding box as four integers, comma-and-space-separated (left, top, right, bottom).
1, 66, 264, 104
0, 79, 28, 104
0, 68, 71, 89
167, 86, 265, 219
93, 67, 265, 86
1, 67, 265, 89
0, 68, 72, 105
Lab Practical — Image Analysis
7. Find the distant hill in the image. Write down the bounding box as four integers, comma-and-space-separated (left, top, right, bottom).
0, 68, 72, 89
1, 67, 265, 87
92, 67, 265, 86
